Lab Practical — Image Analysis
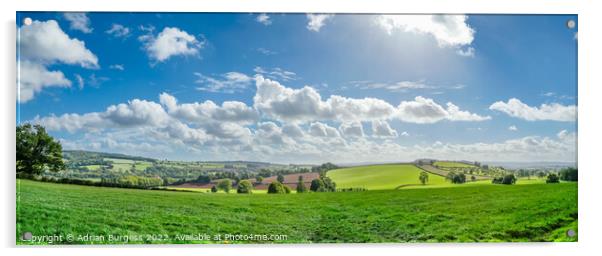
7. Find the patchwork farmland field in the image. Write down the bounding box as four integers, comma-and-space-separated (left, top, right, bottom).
17, 179, 577, 244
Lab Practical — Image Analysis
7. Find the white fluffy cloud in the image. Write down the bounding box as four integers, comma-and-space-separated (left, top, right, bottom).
254, 76, 489, 124
489, 98, 577, 122
371, 120, 398, 138
18, 20, 99, 102
397, 96, 491, 123
32, 90, 576, 163
508, 125, 518, 131
306, 14, 334, 32
63, 13, 92, 33
19, 61, 71, 102
139, 27, 204, 62
377, 15, 474, 48
159, 92, 258, 124
256, 14, 272, 25
194, 72, 252, 93
254, 75, 396, 123
104, 99, 170, 127
456, 47, 475, 57
34, 98, 170, 132
339, 122, 364, 137
309, 122, 340, 137
412, 131, 577, 162
20, 20, 99, 68
106, 23, 130, 38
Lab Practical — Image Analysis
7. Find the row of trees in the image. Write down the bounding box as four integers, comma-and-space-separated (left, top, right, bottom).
100, 176, 164, 188
207, 174, 338, 194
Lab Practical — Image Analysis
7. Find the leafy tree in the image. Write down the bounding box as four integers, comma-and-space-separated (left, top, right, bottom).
296, 175, 307, 193
537, 171, 546, 178
310, 178, 325, 192
546, 173, 560, 183
211, 185, 218, 193
493, 174, 516, 185
321, 176, 336, 192
471, 175, 476, 182
267, 181, 287, 194
217, 179, 232, 193
559, 167, 578, 181
277, 174, 285, 183
446, 171, 466, 184
237, 180, 253, 194
256, 176, 263, 184
16, 124, 65, 175
419, 171, 429, 185
502, 174, 517, 184
196, 174, 211, 183
312, 162, 339, 174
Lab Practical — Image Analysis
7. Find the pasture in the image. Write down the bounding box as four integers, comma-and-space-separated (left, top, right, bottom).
327, 164, 448, 190
16, 179, 577, 244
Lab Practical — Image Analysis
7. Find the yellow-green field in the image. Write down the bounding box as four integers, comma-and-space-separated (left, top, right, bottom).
434, 161, 476, 168
327, 164, 449, 190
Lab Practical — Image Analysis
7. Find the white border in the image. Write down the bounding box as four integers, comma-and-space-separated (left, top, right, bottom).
2, 0, 600, 255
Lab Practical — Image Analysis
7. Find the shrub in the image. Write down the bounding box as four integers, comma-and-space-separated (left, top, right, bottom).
211, 185, 218, 193
502, 174, 517, 184
217, 179, 232, 193
236, 180, 253, 194
283, 184, 292, 194
310, 178, 325, 192
267, 181, 287, 194
546, 173, 560, 183
321, 177, 336, 192
493, 174, 516, 185
296, 177, 308, 193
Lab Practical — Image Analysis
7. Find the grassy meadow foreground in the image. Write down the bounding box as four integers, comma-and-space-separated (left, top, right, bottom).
17, 179, 577, 244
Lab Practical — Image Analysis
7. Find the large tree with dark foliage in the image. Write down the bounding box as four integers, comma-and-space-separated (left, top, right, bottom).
16, 124, 64, 175
559, 167, 578, 181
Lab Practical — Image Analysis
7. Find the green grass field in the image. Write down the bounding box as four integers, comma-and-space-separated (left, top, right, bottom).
433, 161, 476, 168
16, 179, 577, 244
104, 158, 135, 164
327, 164, 449, 190
84, 165, 104, 171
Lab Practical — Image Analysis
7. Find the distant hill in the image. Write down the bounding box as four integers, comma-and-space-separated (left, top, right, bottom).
63, 150, 157, 162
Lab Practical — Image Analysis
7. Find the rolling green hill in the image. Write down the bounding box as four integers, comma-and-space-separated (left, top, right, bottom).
327, 164, 449, 190
16, 179, 577, 244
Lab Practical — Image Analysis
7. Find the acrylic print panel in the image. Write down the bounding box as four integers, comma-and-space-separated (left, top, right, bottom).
16, 12, 577, 244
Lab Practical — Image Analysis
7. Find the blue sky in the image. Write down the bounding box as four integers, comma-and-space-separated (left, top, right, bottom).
16, 12, 577, 164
